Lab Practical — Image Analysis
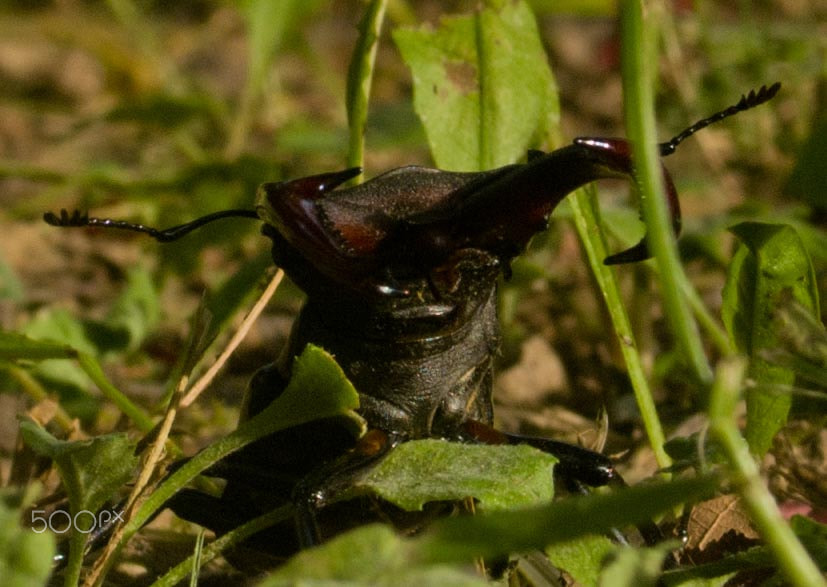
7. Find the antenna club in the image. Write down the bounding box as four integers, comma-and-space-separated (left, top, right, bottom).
659, 82, 781, 157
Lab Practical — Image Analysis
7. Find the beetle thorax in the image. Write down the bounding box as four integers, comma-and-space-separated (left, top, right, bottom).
280, 282, 500, 438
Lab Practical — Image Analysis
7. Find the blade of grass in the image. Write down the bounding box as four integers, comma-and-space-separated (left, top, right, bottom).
569, 187, 671, 470
346, 0, 388, 175
188, 529, 205, 587
227, 0, 314, 158
602, 220, 734, 356
4, 363, 75, 433
149, 505, 293, 587
85, 358, 205, 584
708, 357, 826, 587
84, 301, 218, 587
619, 0, 713, 386
418, 474, 718, 563
77, 352, 155, 433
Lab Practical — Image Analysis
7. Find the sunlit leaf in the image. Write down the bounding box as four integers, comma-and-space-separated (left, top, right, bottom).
20, 421, 138, 581
394, 0, 557, 171
349, 439, 556, 512
546, 534, 615, 587
99, 266, 161, 353
721, 222, 820, 455
260, 476, 716, 586
19, 422, 138, 519
127, 344, 364, 532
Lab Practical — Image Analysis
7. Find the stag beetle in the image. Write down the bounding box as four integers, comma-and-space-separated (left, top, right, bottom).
45, 83, 780, 566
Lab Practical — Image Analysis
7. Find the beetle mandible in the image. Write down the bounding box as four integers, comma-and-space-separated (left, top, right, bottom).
45, 83, 780, 565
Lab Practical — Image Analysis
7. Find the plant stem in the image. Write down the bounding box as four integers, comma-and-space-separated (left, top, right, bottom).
708, 357, 825, 587
570, 188, 671, 471
619, 0, 713, 385
149, 505, 293, 587
346, 0, 388, 177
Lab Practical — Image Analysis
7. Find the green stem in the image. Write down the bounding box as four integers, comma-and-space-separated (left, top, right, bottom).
346, 0, 388, 176
570, 188, 670, 471
602, 221, 734, 356
619, 0, 713, 385
149, 506, 293, 587
5, 364, 76, 432
77, 353, 155, 434
679, 273, 735, 356
708, 358, 825, 587
63, 530, 85, 587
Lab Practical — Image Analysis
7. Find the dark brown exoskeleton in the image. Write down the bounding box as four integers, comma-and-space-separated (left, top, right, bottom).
45, 84, 780, 566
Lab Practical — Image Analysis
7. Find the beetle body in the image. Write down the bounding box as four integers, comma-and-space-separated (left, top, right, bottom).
175, 141, 666, 562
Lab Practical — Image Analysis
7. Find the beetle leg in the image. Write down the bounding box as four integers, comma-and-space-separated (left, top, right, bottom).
458, 419, 617, 487
291, 429, 401, 548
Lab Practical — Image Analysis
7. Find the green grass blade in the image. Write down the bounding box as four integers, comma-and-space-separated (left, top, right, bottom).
346, 0, 388, 175
619, 0, 713, 386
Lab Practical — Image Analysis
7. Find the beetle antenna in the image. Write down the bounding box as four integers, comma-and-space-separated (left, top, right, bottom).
659, 82, 781, 156
43, 208, 260, 242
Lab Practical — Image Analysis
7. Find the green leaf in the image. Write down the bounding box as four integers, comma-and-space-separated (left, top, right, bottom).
762, 297, 827, 388
19, 422, 138, 518
0, 330, 77, 362
241, 0, 317, 95
0, 497, 55, 587
349, 439, 556, 512
662, 433, 724, 473
18, 311, 98, 418
721, 222, 821, 455
258, 479, 705, 587
103, 265, 161, 352
126, 344, 364, 533
257, 524, 488, 587
22, 309, 97, 356
264, 344, 365, 435
418, 475, 718, 563
0, 327, 150, 430
790, 515, 827, 569
228, 0, 322, 155
20, 421, 138, 585
393, 0, 557, 170
546, 534, 616, 587
598, 542, 679, 587
81, 266, 161, 354
346, 0, 388, 171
